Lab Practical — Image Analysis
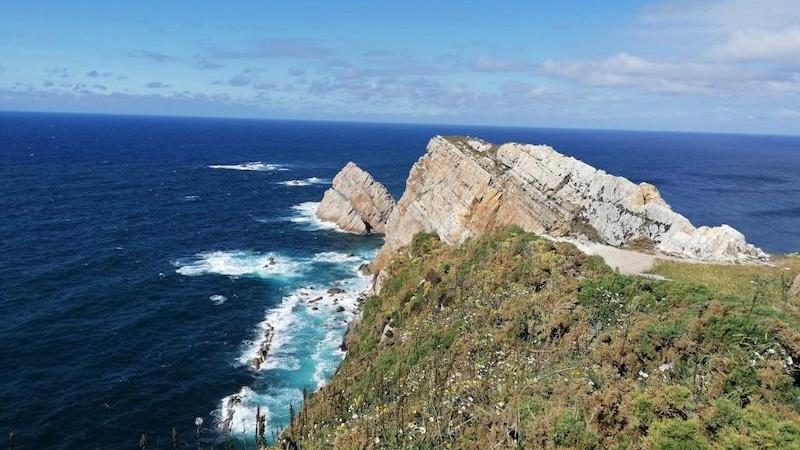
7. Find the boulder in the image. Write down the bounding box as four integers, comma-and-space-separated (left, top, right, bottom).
316, 162, 396, 234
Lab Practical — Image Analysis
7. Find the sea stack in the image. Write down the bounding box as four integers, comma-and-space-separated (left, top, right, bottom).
369, 135, 766, 272
316, 162, 396, 234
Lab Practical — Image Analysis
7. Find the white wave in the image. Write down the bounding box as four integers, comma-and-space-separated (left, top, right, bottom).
287, 202, 342, 231
312, 251, 361, 264
217, 386, 302, 435
209, 162, 288, 172
311, 326, 347, 389
209, 294, 227, 305
183, 195, 200, 201
238, 293, 302, 370
173, 251, 301, 279
278, 177, 331, 187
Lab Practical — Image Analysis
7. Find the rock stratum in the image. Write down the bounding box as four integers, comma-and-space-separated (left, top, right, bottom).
315, 162, 396, 234
368, 135, 765, 272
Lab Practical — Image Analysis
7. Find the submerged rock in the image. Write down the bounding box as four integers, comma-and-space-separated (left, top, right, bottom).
370, 136, 766, 274
316, 162, 396, 234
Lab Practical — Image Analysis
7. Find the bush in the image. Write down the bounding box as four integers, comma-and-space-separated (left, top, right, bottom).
410, 232, 440, 256
552, 413, 597, 449
647, 419, 709, 450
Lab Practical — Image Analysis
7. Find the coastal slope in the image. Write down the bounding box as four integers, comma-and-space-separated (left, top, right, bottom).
279, 228, 800, 449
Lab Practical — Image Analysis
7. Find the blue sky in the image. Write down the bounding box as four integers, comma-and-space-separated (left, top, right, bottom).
2, 0, 800, 134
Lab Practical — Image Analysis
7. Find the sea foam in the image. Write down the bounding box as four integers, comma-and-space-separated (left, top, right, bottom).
173, 251, 301, 279
288, 202, 342, 231
209, 162, 288, 172
278, 177, 331, 187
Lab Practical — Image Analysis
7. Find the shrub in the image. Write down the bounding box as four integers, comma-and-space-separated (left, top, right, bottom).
647, 419, 709, 450
552, 413, 597, 449
410, 232, 440, 256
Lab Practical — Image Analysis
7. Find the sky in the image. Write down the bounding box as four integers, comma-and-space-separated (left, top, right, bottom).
1, 0, 800, 134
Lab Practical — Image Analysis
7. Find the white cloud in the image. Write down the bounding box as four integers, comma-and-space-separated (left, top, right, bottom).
541, 53, 725, 95
710, 26, 800, 62
777, 108, 800, 118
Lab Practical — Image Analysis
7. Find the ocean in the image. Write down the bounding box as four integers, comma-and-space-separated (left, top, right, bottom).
1, 112, 799, 449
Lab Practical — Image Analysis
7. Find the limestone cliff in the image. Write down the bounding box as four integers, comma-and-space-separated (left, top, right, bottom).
315, 162, 396, 234
371, 135, 766, 272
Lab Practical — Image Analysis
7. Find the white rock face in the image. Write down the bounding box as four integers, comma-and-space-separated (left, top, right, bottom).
316, 162, 396, 234
371, 135, 766, 272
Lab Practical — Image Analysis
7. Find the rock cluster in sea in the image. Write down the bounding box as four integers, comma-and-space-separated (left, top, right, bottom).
316, 162, 396, 234
319, 136, 767, 277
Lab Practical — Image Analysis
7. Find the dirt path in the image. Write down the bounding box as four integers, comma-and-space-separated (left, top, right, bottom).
546, 236, 669, 278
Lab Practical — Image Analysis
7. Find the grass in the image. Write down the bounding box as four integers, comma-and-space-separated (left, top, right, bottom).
277, 228, 800, 449
650, 256, 800, 300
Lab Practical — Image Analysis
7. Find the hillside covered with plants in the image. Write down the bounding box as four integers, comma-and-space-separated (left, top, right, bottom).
278, 228, 800, 449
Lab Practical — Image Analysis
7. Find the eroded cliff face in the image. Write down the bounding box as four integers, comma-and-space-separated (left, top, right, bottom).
370, 135, 766, 272
315, 162, 396, 234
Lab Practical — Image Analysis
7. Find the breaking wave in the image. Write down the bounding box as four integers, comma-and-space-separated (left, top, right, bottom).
173, 251, 301, 279
287, 202, 342, 231
209, 162, 288, 172
278, 177, 331, 187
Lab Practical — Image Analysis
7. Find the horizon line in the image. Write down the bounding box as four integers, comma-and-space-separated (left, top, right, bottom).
2, 108, 799, 139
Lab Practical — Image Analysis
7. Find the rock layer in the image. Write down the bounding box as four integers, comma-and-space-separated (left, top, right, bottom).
371, 135, 766, 272
316, 162, 396, 234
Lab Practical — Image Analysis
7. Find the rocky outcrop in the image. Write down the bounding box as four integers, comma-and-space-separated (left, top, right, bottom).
791, 273, 800, 298
316, 162, 396, 234
371, 135, 766, 273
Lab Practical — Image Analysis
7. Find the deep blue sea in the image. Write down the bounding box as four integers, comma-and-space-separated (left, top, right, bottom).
1, 112, 799, 449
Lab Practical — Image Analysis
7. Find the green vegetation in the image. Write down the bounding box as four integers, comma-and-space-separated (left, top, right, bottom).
278, 228, 800, 449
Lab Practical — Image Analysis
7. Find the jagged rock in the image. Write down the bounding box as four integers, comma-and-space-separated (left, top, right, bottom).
371, 135, 766, 273
380, 322, 395, 344
316, 162, 396, 234
327, 287, 346, 295
791, 273, 800, 298
249, 324, 275, 371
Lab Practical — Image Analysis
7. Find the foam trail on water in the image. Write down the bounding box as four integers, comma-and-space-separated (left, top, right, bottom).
209, 162, 288, 172
173, 251, 301, 279
237, 293, 302, 370
218, 386, 302, 435
278, 177, 331, 187
288, 202, 343, 232
312, 251, 360, 264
